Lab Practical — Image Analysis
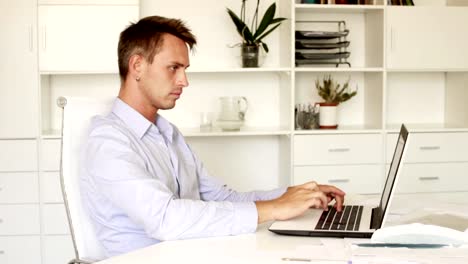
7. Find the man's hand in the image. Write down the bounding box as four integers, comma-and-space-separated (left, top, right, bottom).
255, 181, 346, 224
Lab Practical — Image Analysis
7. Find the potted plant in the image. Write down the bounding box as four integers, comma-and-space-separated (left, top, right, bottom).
227, 0, 286, 67
315, 75, 357, 128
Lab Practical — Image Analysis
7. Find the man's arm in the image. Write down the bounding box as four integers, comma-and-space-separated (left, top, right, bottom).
191, 146, 346, 223
84, 126, 259, 242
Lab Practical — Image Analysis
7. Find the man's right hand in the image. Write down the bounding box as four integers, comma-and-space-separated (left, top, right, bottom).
255, 181, 345, 224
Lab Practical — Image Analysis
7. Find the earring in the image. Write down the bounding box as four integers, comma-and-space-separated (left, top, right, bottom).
136, 76, 140, 82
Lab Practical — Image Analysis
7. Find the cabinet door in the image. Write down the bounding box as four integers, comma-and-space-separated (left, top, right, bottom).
0, 172, 39, 204
39, 5, 139, 72
0, 0, 38, 138
0, 205, 40, 235
387, 7, 468, 69
294, 165, 383, 194
0, 236, 41, 264
0, 140, 38, 172
43, 235, 74, 264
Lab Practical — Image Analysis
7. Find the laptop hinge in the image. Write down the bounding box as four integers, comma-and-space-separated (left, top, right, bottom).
370, 207, 381, 229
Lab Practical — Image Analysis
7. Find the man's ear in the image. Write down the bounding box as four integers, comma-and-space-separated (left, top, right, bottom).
128, 54, 144, 81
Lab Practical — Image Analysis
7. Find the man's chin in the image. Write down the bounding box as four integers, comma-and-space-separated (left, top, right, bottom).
160, 103, 177, 110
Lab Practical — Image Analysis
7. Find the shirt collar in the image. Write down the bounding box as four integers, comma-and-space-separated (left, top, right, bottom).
111, 98, 174, 142
155, 113, 174, 144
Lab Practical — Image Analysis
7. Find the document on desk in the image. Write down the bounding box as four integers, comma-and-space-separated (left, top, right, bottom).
346, 239, 468, 264
398, 213, 468, 232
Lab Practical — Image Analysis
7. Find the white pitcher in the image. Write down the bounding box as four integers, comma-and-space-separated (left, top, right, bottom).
219, 96, 249, 121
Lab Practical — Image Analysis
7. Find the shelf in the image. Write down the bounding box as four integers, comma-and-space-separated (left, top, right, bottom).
41, 127, 293, 138
385, 123, 468, 133
295, 67, 383, 72
40, 70, 119, 75
294, 125, 382, 135
187, 67, 292, 73
295, 4, 384, 13
38, 0, 138, 5
387, 68, 468, 73
41, 130, 61, 139
180, 127, 291, 137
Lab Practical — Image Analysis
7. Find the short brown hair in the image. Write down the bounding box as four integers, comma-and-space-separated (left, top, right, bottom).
118, 16, 197, 81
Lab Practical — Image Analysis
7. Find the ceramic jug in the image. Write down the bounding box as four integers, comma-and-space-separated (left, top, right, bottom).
219, 96, 249, 121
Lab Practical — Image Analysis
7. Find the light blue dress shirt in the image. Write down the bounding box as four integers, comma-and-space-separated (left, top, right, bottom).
81, 98, 286, 258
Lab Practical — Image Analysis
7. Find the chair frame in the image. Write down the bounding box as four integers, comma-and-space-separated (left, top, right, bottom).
58, 96, 112, 264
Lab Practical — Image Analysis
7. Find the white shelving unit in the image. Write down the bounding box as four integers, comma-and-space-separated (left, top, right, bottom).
2, 0, 468, 263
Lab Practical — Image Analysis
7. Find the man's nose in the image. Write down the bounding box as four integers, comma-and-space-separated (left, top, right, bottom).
178, 71, 189, 87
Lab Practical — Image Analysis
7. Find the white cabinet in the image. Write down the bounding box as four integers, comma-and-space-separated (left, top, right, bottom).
396, 163, 468, 194
386, 132, 468, 194
0, 172, 39, 204
41, 171, 63, 203
294, 165, 383, 194
387, 7, 468, 70
0, 140, 38, 172
40, 139, 61, 171
0, 0, 38, 138
0, 236, 41, 264
39, 5, 139, 73
42, 204, 69, 235
42, 235, 74, 264
294, 134, 382, 165
0, 205, 40, 235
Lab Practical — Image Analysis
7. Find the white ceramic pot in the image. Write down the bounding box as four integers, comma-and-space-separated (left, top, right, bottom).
318, 103, 338, 129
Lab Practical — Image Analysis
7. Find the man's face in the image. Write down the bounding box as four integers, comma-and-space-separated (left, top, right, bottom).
139, 34, 190, 112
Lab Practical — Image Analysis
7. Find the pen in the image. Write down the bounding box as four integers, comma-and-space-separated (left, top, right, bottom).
282, 257, 352, 263
354, 243, 447, 248
282, 257, 311, 262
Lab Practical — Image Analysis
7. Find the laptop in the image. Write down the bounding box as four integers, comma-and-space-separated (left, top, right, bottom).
269, 124, 409, 238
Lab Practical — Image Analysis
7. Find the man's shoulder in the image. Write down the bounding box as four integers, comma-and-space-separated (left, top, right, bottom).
88, 114, 130, 139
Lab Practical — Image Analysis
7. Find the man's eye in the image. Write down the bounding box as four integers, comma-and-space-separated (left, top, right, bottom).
169, 66, 178, 71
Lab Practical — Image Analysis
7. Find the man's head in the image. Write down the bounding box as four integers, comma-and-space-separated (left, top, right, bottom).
118, 16, 196, 82
117, 16, 197, 115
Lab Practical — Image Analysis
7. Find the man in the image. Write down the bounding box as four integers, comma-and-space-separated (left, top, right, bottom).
81, 16, 345, 258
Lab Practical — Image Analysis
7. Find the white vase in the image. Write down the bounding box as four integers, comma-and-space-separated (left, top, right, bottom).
318, 103, 338, 129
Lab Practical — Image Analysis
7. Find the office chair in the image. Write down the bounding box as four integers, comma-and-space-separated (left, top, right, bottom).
58, 96, 114, 264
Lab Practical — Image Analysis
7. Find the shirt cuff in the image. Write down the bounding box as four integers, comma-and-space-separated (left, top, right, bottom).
231, 202, 258, 234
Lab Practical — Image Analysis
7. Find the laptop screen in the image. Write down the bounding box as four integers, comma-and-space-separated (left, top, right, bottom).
373, 124, 408, 228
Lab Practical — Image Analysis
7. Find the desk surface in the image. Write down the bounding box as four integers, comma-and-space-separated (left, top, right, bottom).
97, 193, 468, 264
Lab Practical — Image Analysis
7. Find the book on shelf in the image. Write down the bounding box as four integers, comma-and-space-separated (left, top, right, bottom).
394, 0, 415, 5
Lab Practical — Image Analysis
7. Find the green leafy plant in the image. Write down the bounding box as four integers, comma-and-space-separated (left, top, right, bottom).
316, 75, 357, 104
227, 0, 286, 53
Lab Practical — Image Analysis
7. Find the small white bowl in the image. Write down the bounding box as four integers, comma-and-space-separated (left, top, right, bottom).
216, 120, 244, 131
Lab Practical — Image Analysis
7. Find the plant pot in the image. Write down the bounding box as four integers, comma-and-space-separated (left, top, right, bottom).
241, 44, 259, 68
318, 102, 338, 129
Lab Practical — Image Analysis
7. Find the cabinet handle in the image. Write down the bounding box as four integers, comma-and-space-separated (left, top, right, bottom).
28, 24, 33, 52
419, 146, 440, 151
0, 250, 4, 254
328, 179, 350, 183
418, 176, 440, 181
0, 187, 2, 191
0, 218, 3, 223
42, 26, 47, 52
390, 26, 395, 52
328, 148, 350, 153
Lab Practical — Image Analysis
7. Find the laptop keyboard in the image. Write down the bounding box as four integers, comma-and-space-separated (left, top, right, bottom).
314, 205, 363, 231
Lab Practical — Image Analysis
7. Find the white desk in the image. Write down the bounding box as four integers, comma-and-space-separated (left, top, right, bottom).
97, 194, 468, 264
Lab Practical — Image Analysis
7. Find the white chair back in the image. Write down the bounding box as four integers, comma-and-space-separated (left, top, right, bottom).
58, 96, 114, 263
